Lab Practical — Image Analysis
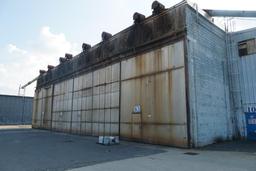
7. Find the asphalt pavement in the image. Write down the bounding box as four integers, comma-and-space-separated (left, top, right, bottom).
0, 127, 255, 171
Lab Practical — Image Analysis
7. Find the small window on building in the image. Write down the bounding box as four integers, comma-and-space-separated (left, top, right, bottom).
238, 38, 256, 57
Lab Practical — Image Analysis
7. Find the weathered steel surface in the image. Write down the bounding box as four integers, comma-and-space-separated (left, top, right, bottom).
32, 2, 190, 147
33, 63, 120, 137
36, 4, 186, 89
32, 86, 53, 129
32, 1, 256, 148
32, 90, 42, 128
91, 63, 120, 136
33, 40, 187, 147
120, 41, 187, 147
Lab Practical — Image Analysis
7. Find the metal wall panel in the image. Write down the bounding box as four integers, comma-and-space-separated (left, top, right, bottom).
33, 90, 42, 128
51, 79, 73, 132
91, 63, 120, 136
228, 28, 256, 138
32, 41, 188, 147
42, 86, 53, 129
120, 41, 188, 147
80, 73, 93, 135
33, 63, 120, 137
32, 85, 53, 129
0, 95, 33, 125
32, 92, 37, 126
32, 92, 39, 127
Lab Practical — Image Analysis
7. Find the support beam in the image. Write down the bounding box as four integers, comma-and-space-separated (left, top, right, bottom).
21, 76, 39, 89
204, 9, 256, 18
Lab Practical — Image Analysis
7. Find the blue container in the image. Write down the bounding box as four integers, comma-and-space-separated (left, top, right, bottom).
245, 112, 256, 141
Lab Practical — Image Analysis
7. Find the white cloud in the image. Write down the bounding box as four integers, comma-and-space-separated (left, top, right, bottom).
7, 44, 27, 54
0, 26, 80, 96
0, 64, 7, 74
40, 26, 78, 54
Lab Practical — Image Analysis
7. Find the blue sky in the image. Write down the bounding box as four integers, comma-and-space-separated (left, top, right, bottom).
1, 0, 256, 96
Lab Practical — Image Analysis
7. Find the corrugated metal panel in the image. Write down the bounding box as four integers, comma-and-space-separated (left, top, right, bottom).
228, 28, 256, 138
120, 41, 188, 147
240, 56, 256, 107
0, 95, 33, 125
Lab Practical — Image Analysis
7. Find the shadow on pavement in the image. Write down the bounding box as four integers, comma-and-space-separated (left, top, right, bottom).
201, 140, 256, 153
0, 128, 166, 171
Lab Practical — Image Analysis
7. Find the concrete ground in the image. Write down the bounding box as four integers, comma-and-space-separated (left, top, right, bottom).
0, 127, 255, 171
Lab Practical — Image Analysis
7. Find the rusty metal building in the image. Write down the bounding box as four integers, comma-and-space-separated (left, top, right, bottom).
32, 1, 256, 147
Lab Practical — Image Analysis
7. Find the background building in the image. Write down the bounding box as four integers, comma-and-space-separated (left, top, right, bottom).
0, 94, 33, 125
228, 28, 256, 141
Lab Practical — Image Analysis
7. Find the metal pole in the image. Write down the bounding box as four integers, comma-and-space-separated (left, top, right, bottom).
18, 85, 21, 96
21, 88, 26, 125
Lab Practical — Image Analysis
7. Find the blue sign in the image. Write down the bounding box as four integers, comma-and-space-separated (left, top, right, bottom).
245, 112, 256, 141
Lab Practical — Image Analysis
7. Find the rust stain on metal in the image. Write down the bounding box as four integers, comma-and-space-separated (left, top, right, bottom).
33, 2, 189, 147
118, 41, 187, 147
